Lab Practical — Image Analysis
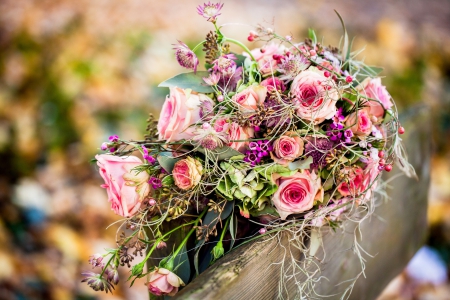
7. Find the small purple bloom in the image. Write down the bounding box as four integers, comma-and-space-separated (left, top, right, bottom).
335, 107, 345, 123
142, 145, 156, 164
244, 150, 261, 166
343, 129, 353, 143
101, 142, 108, 151
149, 177, 162, 189
109, 135, 119, 142
327, 122, 343, 142
249, 141, 259, 151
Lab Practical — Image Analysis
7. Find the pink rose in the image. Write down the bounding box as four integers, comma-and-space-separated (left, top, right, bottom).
345, 110, 372, 136
96, 154, 150, 217
249, 43, 285, 76
228, 122, 254, 153
158, 87, 213, 142
172, 157, 203, 190
270, 132, 304, 166
233, 85, 267, 111
356, 78, 393, 119
261, 77, 286, 92
271, 171, 321, 220
213, 117, 230, 133
291, 70, 339, 124
337, 166, 365, 197
148, 268, 184, 297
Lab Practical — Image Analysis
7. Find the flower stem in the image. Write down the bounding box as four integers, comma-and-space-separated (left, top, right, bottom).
224, 37, 256, 61
192, 40, 206, 53
165, 209, 207, 269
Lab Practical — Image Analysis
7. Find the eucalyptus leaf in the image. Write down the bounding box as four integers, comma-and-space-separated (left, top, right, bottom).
157, 152, 180, 174
289, 156, 313, 171
198, 146, 244, 161
229, 214, 238, 249
172, 244, 190, 284
232, 52, 247, 67
158, 71, 214, 93
194, 201, 234, 275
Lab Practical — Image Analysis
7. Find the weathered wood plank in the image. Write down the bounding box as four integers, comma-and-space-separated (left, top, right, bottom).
174, 106, 430, 300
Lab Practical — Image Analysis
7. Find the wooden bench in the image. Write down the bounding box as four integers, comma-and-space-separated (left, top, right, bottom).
171, 106, 430, 300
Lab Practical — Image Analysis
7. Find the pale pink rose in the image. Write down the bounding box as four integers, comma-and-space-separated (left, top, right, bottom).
270, 132, 304, 166
213, 117, 230, 133
337, 166, 365, 197
233, 85, 267, 111
261, 77, 286, 92
356, 78, 393, 119
271, 171, 321, 220
291, 70, 339, 124
147, 268, 184, 297
249, 43, 285, 76
228, 122, 254, 153
158, 87, 213, 142
172, 157, 203, 190
96, 154, 149, 217
345, 110, 372, 136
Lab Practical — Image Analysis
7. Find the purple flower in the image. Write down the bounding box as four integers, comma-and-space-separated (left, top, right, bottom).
326, 122, 344, 142
197, 2, 224, 22
173, 40, 199, 73
212, 54, 237, 77
142, 146, 156, 164
81, 271, 114, 293
203, 72, 221, 86
101, 142, 108, 151
109, 135, 119, 142
334, 107, 345, 123
343, 129, 353, 143
277, 54, 309, 81
150, 177, 162, 189
304, 138, 334, 169
105, 266, 120, 285
244, 150, 261, 166
88, 254, 104, 268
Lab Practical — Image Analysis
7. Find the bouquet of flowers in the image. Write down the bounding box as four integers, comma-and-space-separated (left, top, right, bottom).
82, 2, 414, 298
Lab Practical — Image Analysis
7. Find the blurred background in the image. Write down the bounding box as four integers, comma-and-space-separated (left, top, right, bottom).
0, 0, 449, 299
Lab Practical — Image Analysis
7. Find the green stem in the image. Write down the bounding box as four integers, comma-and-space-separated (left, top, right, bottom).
165, 209, 207, 269
224, 37, 256, 61
219, 215, 231, 243
142, 219, 199, 265
192, 40, 206, 53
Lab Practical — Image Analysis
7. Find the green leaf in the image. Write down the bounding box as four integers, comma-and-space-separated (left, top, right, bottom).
172, 244, 190, 284
229, 214, 238, 249
130, 262, 144, 277
197, 146, 244, 161
161, 175, 174, 186
288, 156, 313, 171
308, 28, 317, 45
157, 152, 180, 174
249, 205, 278, 217
354, 65, 384, 84
217, 176, 233, 199
255, 164, 291, 181
158, 71, 214, 93
263, 184, 278, 197
232, 52, 247, 67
